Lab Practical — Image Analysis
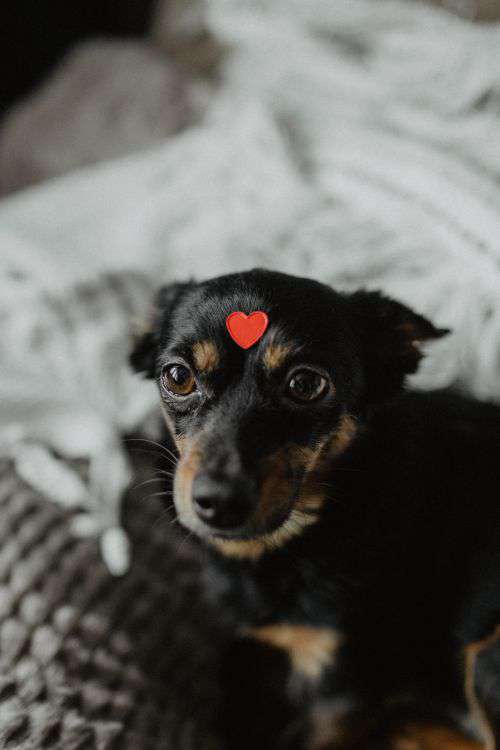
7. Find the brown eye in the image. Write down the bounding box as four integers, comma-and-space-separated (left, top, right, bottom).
287, 369, 328, 403
162, 364, 196, 396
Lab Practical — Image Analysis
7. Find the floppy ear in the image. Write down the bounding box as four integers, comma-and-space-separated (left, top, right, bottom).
130, 281, 194, 378
348, 290, 449, 404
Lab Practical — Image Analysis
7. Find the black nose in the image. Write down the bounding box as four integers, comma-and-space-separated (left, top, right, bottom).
192, 473, 253, 530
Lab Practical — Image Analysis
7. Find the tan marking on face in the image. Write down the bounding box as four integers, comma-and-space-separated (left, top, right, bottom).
173, 435, 204, 524
288, 441, 329, 479
391, 724, 483, 750
263, 342, 292, 371
175, 435, 188, 456
464, 625, 500, 750
209, 537, 267, 559
330, 413, 358, 456
208, 507, 319, 559
245, 624, 340, 681
287, 414, 357, 479
192, 340, 219, 373
254, 449, 291, 527
160, 404, 186, 454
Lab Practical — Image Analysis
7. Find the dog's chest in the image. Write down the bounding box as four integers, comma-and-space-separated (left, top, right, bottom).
214, 553, 347, 683
245, 622, 341, 682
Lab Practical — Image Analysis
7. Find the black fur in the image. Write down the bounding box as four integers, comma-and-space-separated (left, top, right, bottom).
131, 269, 500, 749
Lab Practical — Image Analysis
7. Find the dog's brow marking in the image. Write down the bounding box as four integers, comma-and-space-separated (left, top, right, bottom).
263, 343, 292, 370
464, 625, 500, 750
245, 625, 340, 681
192, 340, 219, 372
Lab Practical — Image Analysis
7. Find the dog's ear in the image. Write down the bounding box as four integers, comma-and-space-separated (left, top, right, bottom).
130, 282, 193, 378
348, 290, 449, 403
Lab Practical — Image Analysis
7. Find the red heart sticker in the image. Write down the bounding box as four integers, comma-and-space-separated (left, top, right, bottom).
226, 311, 269, 349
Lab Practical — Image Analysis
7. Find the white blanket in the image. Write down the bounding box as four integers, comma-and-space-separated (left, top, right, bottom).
2, 0, 500, 572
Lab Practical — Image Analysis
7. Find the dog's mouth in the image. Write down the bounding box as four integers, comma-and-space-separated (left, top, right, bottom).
170, 436, 332, 557
174, 452, 305, 542
198, 496, 296, 541
173, 471, 324, 559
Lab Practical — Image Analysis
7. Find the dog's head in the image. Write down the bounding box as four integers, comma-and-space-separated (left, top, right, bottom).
131, 269, 447, 558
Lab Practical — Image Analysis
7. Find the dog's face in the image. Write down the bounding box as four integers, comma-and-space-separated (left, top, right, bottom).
131, 269, 446, 558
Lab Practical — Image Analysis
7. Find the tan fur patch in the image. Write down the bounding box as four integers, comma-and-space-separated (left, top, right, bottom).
391, 724, 483, 750
160, 405, 186, 454
175, 435, 188, 455
287, 414, 357, 478
287, 443, 326, 477
209, 507, 319, 559
263, 343, 292, 371
464, 626, 500, 750
255, 449, 292, 527
246, 624, 340, 681
173, 436, 204, 523
330, 413, 358, 456
192, 340, 219, 373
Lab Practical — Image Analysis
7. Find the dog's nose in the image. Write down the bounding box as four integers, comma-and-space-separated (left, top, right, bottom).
192, 473, 252, 529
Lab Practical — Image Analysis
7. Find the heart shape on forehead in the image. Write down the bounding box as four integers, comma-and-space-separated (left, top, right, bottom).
226, 311, 269, 349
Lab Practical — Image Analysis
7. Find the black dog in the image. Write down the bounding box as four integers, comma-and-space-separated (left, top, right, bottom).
131, 269, 500, 749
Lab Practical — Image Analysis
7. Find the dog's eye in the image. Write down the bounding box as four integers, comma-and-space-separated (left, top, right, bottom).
287, 369, 328, 403
162, 364, 196, 396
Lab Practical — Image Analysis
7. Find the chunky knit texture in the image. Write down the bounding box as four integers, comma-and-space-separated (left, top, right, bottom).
0, 457, 230, 749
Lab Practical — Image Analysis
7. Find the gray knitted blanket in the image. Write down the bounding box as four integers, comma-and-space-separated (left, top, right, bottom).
0, 456, 229, 749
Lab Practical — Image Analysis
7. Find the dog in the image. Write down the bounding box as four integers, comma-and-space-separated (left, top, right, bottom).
130, 269, 500, 749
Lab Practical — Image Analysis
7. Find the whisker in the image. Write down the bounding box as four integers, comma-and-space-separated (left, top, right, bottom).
130, 476, 173, 492
144, 490, 174, 502
127, 447, 178, 466
125, 437, 179, 464
151, 504, 176, 530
